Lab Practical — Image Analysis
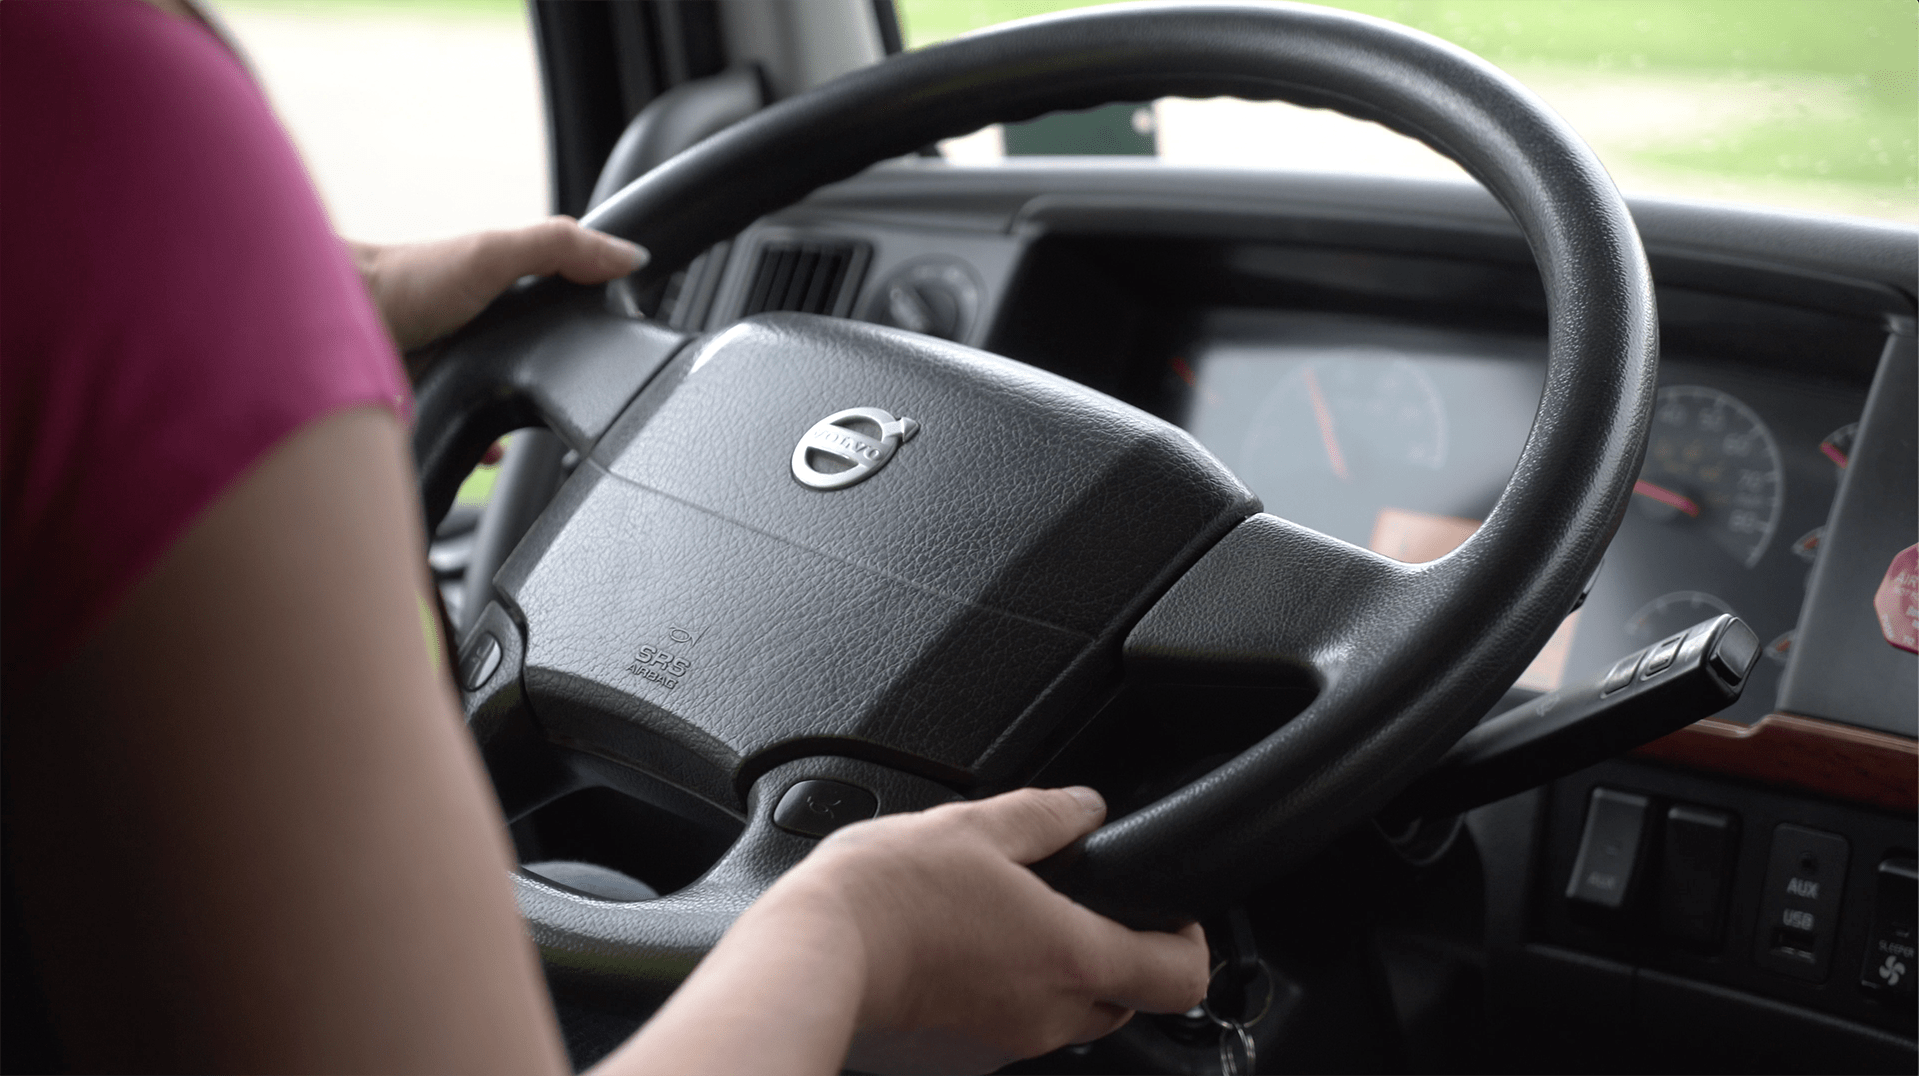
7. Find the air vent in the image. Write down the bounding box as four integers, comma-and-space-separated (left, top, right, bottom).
739, 238, 870, 319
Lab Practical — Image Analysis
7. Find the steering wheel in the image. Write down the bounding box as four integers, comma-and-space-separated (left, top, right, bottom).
414, 2, 1655, 1011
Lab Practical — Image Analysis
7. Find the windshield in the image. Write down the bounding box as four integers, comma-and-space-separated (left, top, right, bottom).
902, 0, 1918, 224
210, 0, 1916, 232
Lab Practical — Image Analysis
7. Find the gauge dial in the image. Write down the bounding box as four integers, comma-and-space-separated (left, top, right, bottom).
1626, 590, 1737, 644
1635, 385, 1784, 568
1239, 351, 1448, 482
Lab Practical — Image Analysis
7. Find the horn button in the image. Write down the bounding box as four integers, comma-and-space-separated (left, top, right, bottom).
496, 315, 1255, 807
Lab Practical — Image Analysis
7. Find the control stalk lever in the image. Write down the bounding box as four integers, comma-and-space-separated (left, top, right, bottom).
1385, 614, 1760, 822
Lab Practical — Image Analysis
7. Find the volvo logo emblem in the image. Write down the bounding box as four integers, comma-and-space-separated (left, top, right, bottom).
791, 407, 920, 490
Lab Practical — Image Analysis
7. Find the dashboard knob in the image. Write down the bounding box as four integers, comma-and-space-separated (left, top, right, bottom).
866, 258, 981, 342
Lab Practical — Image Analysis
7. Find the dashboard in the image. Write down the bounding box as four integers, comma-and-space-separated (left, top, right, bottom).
552, 162, 1916, 1071
658, 164, 1903, 734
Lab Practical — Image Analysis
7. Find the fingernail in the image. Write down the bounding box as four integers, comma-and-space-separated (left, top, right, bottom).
1064, 786, 1104, 814
604, 235, 649, 273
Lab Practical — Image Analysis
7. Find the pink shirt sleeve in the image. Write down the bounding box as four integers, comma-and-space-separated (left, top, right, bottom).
1, 0, 410, 688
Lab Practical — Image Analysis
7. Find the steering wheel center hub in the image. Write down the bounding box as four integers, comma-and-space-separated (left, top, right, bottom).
495, 315, 1255, 808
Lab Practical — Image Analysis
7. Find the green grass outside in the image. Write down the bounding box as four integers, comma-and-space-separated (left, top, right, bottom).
898, 0, 1917, 201
1637, 109, 1916, 190
455, 462, 500, 505
452, 432, 530, 505
897, 1, 1913, 90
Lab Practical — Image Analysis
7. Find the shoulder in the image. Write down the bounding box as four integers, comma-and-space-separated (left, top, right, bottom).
2, 0, 406, 686
4, 0, 351, 318
3, 1, 279, 184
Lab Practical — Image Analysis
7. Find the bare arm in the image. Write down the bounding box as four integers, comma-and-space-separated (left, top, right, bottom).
8, 406, 571, 1073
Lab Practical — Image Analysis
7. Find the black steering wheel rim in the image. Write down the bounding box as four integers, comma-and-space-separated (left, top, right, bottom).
415, 0, 1655, 1000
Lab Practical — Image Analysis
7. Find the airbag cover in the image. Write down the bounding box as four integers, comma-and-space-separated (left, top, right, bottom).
501, 314, 1254, 802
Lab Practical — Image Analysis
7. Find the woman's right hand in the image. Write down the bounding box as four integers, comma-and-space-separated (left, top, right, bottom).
603, 786, 1207, 1076
812, 786, 1211, 1073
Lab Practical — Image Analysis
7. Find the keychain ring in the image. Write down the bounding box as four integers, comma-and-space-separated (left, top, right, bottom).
1199, 958, 1276, 1029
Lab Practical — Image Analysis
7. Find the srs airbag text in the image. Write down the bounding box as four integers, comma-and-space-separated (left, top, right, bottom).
628, 644, 692, 690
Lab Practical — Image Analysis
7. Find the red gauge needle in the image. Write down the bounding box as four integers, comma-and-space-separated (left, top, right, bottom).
1633, 479, 1701, 518
1302, 367, 1350, 481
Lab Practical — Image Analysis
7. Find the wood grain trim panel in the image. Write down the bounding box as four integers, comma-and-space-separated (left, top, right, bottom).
1633, 712, 1918, 814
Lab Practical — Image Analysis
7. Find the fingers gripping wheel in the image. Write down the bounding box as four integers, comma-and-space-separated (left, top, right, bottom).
416, 2, 1654, 984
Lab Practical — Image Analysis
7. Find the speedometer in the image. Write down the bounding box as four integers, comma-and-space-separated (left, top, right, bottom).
1239, 350, 1449, 482
1633, 385, 1784, 568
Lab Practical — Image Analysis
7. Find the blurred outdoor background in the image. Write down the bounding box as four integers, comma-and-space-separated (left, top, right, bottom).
911, 0, 1918, 225
208, 0, 543, 242
210, 0, 1917, 244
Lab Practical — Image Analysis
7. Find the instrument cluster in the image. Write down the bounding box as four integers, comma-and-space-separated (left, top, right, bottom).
1158, 309, 1866, 724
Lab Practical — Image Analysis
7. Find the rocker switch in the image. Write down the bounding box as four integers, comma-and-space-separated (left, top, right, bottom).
1860, 858, 1917, 1001
1566, 788, 1650, 911
1657, 804, 1738, 947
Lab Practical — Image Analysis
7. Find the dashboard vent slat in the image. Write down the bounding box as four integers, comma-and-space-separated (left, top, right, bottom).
740, 239, 869, 319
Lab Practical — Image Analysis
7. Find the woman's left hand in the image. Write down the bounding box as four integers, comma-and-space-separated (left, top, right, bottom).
351, 216, 647, 352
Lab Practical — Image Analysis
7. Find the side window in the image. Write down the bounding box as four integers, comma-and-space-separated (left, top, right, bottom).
207, 0, 549, 242
207, 0, 550, 615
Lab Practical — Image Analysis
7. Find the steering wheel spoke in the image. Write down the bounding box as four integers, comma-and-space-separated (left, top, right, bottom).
512, 755, 959, 1010
1124, 512, 1419, 687
414, 280, 691, 534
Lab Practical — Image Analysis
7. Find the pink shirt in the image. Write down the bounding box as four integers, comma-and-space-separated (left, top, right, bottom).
2, 0, 409, 688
